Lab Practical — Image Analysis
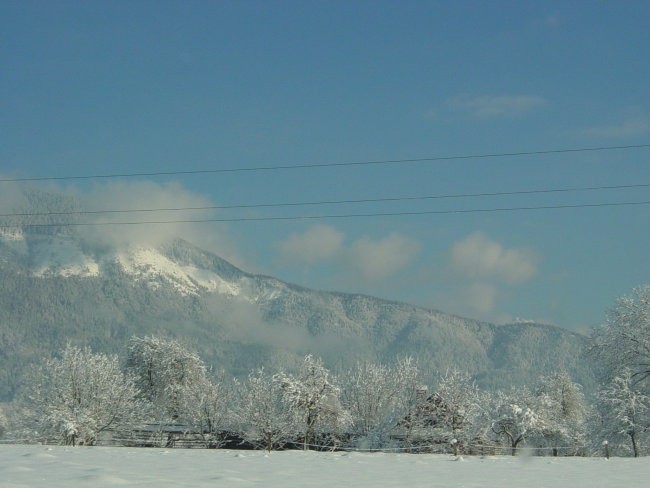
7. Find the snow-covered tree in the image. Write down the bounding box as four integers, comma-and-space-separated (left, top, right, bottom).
597, 368, 649, 457
276, 355, 349, 450
18, 344, 144, 445
126, 335, 208, 423
0, 404, 7, 438
342, 359, 421, 448
180, 370, 233, 448
235, 368, 298, 451
490, 388, 543, 455
388, 357, 431, 448
589, 285, 650, 390
535, 371, 588, 455
427, 369, 482, 452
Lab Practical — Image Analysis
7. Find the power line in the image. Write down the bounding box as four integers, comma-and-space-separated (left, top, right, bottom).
0, 182, 648, 218
1, 143, 649, 183
2, 200, 648, 227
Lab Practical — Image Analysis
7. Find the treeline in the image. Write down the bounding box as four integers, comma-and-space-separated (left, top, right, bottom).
1, 331, 646, 457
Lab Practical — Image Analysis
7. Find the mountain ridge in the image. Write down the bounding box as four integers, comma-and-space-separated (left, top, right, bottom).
0, 228, 595, 401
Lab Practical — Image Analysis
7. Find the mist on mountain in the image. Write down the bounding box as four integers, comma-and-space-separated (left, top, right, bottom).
0, 185, 595, 401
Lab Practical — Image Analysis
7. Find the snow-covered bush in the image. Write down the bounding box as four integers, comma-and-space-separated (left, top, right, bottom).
17, 344, 145, 445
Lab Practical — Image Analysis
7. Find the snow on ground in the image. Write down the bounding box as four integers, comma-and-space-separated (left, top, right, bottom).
1, 445, 649, 488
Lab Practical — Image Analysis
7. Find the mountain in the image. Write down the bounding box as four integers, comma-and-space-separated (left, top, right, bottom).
0, 231, 595, 402
0, 189, 596, 400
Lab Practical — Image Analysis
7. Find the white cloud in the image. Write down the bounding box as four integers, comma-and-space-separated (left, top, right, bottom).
430, 282, 501, 319
347, 233, 421, 281
581, 114, 650, 138
77, 181, 245, 267
276, 225, 344, 264
450, 232, 539, 284
0, 179, 29, 211
0, 180, 247, 268
274, 227, 420, 283
465, 283, 499, 315
448, 94, 547, 119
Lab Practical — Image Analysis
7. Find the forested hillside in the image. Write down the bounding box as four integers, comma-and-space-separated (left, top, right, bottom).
0, 232, 594, 401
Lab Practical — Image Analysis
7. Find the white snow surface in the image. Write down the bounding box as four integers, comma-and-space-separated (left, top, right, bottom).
0, 228, 27, 256
115, 247, 239, 296
0, 227, 25, 242
7, 234, 243, 297
1, 445, 648, 488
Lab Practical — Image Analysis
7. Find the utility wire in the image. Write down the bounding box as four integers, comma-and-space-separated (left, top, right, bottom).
0, 182, 648, 218
2, 200, 649, 227
1, 143, 649, 183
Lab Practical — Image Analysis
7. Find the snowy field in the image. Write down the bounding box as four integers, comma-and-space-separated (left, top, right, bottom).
1, 445, 649, 488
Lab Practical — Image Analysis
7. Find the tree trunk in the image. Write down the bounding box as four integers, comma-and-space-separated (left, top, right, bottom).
305, 410, 316, 450
630, 431, 639, 458
511, 436, 523, 456
266, 433, 273, 452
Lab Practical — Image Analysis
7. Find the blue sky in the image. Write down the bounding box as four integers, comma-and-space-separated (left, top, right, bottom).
1, 1, 649, 330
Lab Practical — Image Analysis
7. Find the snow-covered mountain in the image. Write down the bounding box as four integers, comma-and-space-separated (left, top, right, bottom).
0, 200, 595, 401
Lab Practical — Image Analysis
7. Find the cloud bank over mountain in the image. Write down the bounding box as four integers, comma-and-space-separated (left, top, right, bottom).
276, 224, 421, 285
451, 232, 539, 285
1, 181, 559, 327
0, 183, 594, 402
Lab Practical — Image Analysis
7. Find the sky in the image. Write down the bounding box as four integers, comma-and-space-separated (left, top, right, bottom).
1, 1, 649, 331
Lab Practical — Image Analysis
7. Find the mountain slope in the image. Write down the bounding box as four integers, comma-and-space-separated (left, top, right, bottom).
0, 228, 595, 401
